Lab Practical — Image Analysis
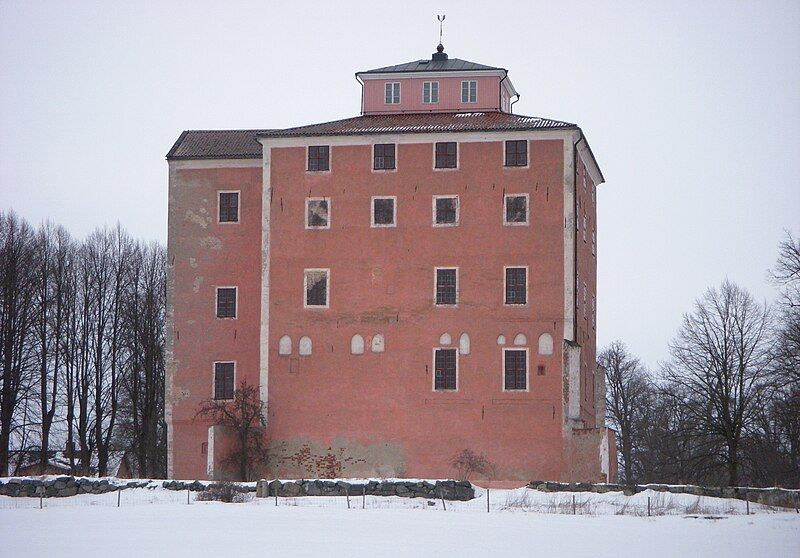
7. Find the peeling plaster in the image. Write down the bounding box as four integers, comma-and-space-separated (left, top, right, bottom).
189, 257, 198, 269
192, 276, 204, 293
199, 236, 223, 250
185, 209, 211, 229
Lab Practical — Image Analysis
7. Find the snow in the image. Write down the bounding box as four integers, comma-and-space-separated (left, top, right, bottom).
1, 486, 798, 557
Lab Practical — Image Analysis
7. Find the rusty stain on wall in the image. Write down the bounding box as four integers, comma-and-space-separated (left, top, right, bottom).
267, 437, 406, 478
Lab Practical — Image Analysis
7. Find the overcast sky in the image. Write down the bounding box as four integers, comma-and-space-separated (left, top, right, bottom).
1, 1, 798, 368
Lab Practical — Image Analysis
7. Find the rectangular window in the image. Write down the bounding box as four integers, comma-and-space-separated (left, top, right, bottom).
371, 196, 396, 227
216, 287, 237, 318
433, 196, 458, 226
307, 145, 329, 171
461, 80, 477, 103
218, 192, 239, 223
434, 348, 457, 390
306, 198, 330, 229
213, 362, 234, 400
304, 269, 329, 308
423, 81, 439, 104
504, 349, 527, 390
435, 142, 457, 169
385, 82, 400, 104
373, 143, 396, 170
504, 194, 529, 225
435, 268, 457, 306
504, 267, 527, 305
505, 140, 528, 167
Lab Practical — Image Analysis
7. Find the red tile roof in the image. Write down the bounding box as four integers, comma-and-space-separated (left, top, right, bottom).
166, 129, 271, 160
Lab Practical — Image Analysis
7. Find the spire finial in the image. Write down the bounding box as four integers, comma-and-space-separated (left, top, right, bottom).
437, 14, 446, 47
433, 15, 448, 61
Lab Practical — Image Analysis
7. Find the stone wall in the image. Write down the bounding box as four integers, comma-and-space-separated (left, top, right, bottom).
527, 481, 800, 510
0, 477, 153, 498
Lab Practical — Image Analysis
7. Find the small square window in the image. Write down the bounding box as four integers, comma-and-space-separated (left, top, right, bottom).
218, 192, 239, 223
216, 287, 237, 318
434, 348, 457, 390
504, 349, 527, 390
504, 194, 528, 225
214, 362, 234, 400
505, 267, 527, 305
307, 146, 329, 172
304, 269, 329, 308
505, 140, 527, 167
461, 80, 477, 103
372, 197, 396, 227
385, 82, 400, 104
435, 142, 457, 169
306, 198, 330, 229
434, 196, 458, 226
435, 268, 457, 306
373, 144, 396, 170
423, 81, 439, 104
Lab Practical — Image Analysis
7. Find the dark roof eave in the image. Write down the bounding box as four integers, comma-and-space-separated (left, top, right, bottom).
257, 124, 577, 139
166, 154, 262, 161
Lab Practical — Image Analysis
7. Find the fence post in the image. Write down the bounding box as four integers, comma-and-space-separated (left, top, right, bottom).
346, 491, 350, 509
487, 488, 490, 513
647, 496, 650, 517
438, 486, 446, 511
117, 490, 121, 508
746, 493, 750, 516
275, 490, 278, 507
362, 485, 366, 509
187, 488, 190, 505
572, 495, 576, 515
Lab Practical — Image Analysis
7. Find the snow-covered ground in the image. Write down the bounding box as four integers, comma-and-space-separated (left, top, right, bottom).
1, 486, 798, 557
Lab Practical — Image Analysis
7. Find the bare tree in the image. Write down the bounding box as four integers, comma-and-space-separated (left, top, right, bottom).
663, 280, 773, 486
195, 380, 267, 481
599, 341, 651, 484
451, 449, 495, 481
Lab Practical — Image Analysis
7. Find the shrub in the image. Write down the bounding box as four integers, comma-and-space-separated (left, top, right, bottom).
195, 481, 252, 503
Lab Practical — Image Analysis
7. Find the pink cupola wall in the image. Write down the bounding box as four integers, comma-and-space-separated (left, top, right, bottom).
356, 44, 518, 115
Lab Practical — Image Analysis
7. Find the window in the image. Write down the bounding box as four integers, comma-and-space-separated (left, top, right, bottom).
504, 267, 527, 305
306, 198, 330, 229
371, 197, 396, 227
218, 192, 239, 223
423, 81, 439, 104
307, 145, 329, 171
434, 348, 457, 390
461, 80, 477, 103
433, 196, 458, 226
385, 82, 400, 104
213, 362, 234, 400
373, 144, 396, 170
435, 142, 457, 169
216, 287, 237, 318
504, 349, 527, 390
304, 269, 329, 308
504, 194, 529, 225
435, 268, 457, 306
505, 140, 527, 167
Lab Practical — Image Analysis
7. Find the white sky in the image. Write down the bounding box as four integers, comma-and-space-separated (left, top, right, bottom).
1, 0, 798, 368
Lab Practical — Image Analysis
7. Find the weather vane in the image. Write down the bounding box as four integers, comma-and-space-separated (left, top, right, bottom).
437, 14, 445, 45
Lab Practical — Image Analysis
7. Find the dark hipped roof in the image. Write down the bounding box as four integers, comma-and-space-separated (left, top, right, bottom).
166, 129, 271, 160
168, 113, 577, 160
258, 112, 575, 139
358, 57, 504, 74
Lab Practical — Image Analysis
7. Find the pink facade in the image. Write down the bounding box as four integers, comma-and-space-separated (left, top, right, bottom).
166, 47, 614, 484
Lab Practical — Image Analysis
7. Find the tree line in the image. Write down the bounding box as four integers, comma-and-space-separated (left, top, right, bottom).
0, 211, 166, 477
602, 232, 800, 487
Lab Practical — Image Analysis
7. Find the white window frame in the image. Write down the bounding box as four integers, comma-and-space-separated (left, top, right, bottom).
370, 196, 397, 228
212, 360, 236, 401
215, 286, 238, 319
432, 195, 459, 227
503, 193, 530, 226
434, 267, 459, 307
503, 265, 529, 307
423, 81, 439, 104
432, 347, 459, 392
502, 347, 530, 392
385, 82, 401, 104
217, 190, 241, 224
305, 197, 331, 230
432, 141, 459, 171
303, 268, 330, 309
461, 80, 477, 103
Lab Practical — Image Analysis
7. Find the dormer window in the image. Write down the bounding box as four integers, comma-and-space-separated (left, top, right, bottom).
423, 81, 439, 104
385, 82, 400, 104
461, 80, 477, 103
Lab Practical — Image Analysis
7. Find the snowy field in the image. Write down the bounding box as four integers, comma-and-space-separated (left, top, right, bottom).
1, 486, 799, 557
